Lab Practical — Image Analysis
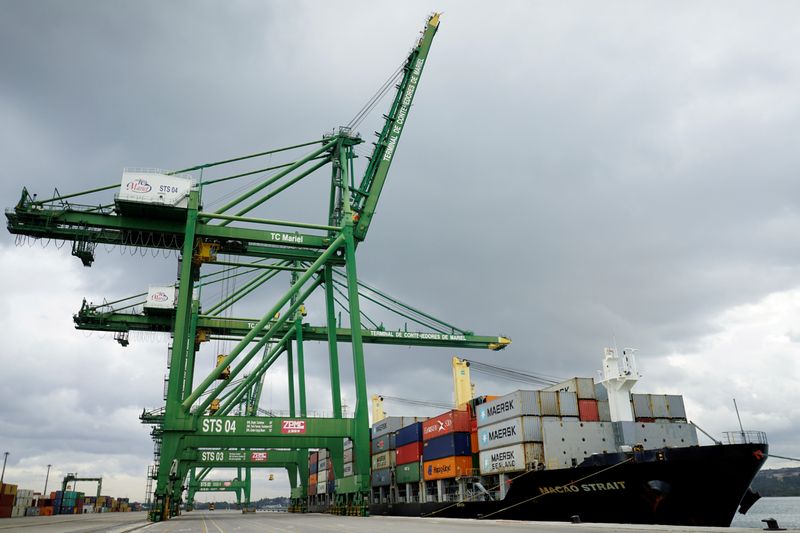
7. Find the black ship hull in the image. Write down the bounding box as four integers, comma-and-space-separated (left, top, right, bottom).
370, 442, 768, 527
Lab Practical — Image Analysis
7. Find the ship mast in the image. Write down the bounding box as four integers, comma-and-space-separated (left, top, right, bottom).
599, 347, 639, 421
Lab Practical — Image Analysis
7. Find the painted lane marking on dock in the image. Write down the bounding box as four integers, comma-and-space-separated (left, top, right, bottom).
208, 518, 226, 533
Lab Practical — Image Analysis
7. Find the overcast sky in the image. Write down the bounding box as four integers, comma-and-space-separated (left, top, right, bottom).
1, 1, 799, 502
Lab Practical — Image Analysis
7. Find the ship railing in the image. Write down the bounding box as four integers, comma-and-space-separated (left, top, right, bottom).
722, 430, 768, 445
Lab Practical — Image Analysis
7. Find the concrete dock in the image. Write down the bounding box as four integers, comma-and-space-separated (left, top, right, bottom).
0, 510, 795, 532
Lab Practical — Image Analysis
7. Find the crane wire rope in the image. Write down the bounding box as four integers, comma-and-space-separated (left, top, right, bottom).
346, 60, 406, 132
463, 359, 563, 387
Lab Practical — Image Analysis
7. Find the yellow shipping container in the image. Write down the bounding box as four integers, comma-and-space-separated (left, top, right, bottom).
422, 456, 473, 481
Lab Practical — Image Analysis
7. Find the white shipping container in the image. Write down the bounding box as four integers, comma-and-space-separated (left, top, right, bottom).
343, 462, 354, 477
666, 395, 686, 419
598, 400, 611, 422
343, 448, 354, 463
144, 286, 177, 310
318, 448, 328, 460
317, 481, 326, 494
479, 443, 543, 475
318, 458, 328, 471
544, 377, 596, 399
118, 170, 191, 208
343, 438, 353, 450
539, 391, 560, 416
476, 390, 540, 427
371, 450, 396, 470
318, 469, 328, 482
650, 395, 669, 418
631, 394, 653, 418
372, 416, 423, 438
559, 392, 579, 417
477, 416, 542, 451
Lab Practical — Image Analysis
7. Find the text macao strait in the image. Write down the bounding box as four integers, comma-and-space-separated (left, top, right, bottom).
539, 481, 627, 495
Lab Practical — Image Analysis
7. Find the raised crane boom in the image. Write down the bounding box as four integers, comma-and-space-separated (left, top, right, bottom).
351, 13, 440, 241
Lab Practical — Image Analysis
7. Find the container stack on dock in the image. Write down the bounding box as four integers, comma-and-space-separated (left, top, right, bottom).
307, 448, 336, 511
394, 422, 423, 501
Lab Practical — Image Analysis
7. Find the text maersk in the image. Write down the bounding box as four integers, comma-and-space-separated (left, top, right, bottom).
485, 399, 515, 417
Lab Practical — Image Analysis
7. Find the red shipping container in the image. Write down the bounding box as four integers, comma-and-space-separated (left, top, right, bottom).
0, 494, 13, 507
470, 430, 478, 452
578, 399, 600, 421
0, 506, 12, 519
422, 410, 471, 441
395, 442, 423, 465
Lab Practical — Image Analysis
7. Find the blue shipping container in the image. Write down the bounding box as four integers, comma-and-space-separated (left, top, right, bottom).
423, 432, 471, 461
309, 462, 318, 474
395, 422, 423, 447
327, 480, 335, 494
371, 468, 392, 487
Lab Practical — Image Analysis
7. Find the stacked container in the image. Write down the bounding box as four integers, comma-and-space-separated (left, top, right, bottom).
0, 484, 17, 518
476, 390, 551, 474
422, 410, 473, 481
308, 451, 319, 495
343, 438, 354, 478
395, 422, 423, 485
631, 393, 687, 422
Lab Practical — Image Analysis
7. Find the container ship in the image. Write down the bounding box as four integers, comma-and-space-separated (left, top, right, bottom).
304, 348, 768, 527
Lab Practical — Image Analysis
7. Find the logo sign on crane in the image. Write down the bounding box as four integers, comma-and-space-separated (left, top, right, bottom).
250, 452, 268, 462
281, 420, 306, 434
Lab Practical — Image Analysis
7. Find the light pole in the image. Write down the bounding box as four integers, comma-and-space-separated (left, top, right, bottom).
44, 464, 52, 495
0, 452, 8, 485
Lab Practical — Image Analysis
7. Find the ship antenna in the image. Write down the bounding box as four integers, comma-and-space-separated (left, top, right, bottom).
733, 398, 745, 440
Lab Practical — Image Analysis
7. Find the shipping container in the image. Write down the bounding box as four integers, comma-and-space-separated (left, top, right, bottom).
343, 462, 354, 477
396, 441, 423, 465
309, 451, 319, 465
666, 395, 686, 419
309, 461, 318, 474
318, 457, 328, 471
598, 400, 611, 422
371, 450, 396, 470
309, 473, 318, 486
471, 430, 478, 452
318, 448, 329, 460
318, 469, 328, 483
476, 390, 540, 427
559, 392, 579, 417
477, 416, 542, 451
371, 433, 396, 454
543, 377, 596, 399
395, 422, 423, 447
396, 462, 421, 484
308, 481, 317, 496
371, 468, 392, 487
422, 410, 471, 440
479, 442, 544, 474
327, 480, 336, 494
423, 433, 471, 460
422, 456, 473, 481
595, 382, 609, 401
118, 170, 191, 208
578, 399, 600, 421
631, 394, 653, 418
343, 448, 354, 463
650, 394, 669, 418
373, 416, 422, 438
343, 438, 353, 450
539, 391, 560, 416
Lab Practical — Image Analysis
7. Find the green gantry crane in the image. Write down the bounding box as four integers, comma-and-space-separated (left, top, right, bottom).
6, 13, 509, 520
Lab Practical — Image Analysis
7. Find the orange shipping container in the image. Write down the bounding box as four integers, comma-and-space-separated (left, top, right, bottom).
423, 456, 473, 481
309, 473, 318, 486
470, 430, 478, 452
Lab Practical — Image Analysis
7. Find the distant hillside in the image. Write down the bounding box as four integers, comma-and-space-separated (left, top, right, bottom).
751, 467, 800, 496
